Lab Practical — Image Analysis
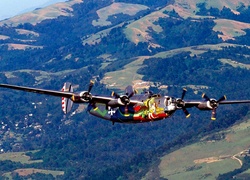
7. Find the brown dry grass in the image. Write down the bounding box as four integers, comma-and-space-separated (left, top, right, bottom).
92, 3, 148, 26
214, 19, 250, 41
12, 168, 64, 177
6, 43, 43, 50
125, 11, 168, 45
0, 35, 10, 40
0, 0, 83, 27
16, 29, 39, 37
164, 0, 250, 41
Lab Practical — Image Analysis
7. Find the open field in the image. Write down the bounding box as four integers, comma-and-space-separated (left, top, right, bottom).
220, 58, 250, 69
0, 151, 42, 164
214, 19, 250, 41
4, 43, 43, 50
157, 118, 250, 179
93, 2, 148, 27
0, 151, 64, 178
152, 43, 241, 58
125, 10, 168, 45
101, 56, 149, 91
3, 168, 64, 179
0, 35, 10, 40
83, 23, 126, 46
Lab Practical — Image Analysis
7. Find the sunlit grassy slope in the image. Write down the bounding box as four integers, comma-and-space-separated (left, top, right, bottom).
0, 0, 83, 26
101, 43, 249, 91
143, 116, 250, 179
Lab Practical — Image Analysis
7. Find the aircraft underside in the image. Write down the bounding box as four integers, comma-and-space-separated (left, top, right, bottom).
88, 102, 174, 123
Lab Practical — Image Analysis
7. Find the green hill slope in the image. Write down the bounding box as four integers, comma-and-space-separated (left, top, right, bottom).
143, 116, 250, 179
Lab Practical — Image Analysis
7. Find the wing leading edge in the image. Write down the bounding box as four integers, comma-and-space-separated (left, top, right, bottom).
0, 83, 141, 106
0, 84, 74, 98
184, 100, 250, 108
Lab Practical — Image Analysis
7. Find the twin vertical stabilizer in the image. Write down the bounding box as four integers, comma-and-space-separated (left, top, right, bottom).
61, 82, 74, 114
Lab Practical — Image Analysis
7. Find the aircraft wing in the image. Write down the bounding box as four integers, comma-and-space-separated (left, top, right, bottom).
0, 83, 141, 106
0, 83, 74, 98
184, 100, 250, 108
219, 100, 250, 104
184, 100, 203, 108
184, 100, 250, 107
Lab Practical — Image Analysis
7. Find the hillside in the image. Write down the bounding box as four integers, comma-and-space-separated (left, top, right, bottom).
0, 0, 250, 179
144, 115, 250, 179
0, 0, 83, 27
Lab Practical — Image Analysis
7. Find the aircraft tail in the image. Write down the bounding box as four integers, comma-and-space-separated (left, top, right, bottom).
61, 82, 74, 114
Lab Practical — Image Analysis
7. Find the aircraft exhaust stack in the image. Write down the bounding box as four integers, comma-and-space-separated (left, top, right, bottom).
61, 82, 74, 114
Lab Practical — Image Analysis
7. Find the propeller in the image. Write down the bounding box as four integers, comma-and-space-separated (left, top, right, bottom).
111, 92, 131, 105
176, 88, 191, 118
79, 80, 95, 102
202, 93, 226, 120
111, 85, 136, 106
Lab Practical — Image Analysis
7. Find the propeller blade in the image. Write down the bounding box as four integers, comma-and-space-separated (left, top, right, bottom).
125, 85, 133, 96
217, 95, 226, 103
211, 108, 217, 120
88, 80, 94, 92
125, 85, 136, 98
111, 91, 120, 98
128, 92, 134, 99
181, 88, 187, 100
177, 88, 190, 118
182, 107, 191, 118
202, 93, 210, 101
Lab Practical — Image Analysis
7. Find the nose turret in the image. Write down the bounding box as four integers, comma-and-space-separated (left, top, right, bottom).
164, 96, 177, 113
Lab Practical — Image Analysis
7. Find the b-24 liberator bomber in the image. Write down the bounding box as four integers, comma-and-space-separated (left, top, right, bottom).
1, 81, 250, 124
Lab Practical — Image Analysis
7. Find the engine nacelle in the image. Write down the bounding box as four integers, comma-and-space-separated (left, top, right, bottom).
197, 100, 217, 110
108, 95, 130, 106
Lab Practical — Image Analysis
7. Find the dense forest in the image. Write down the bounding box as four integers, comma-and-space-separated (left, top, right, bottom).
0, 0, 250, 179
138, 49, 250, 99
197, 3, 250, 23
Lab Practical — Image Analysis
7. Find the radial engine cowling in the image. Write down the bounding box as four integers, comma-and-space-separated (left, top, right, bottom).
79, 91, 92, 102
119, 95, 130, 105
175, 98, 185, 109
